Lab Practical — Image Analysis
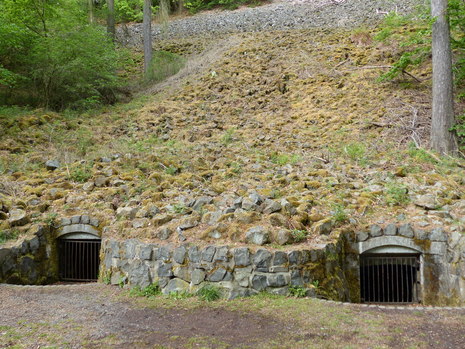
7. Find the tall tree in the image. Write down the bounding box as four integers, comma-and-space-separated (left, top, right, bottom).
143, 0, 152, 77
107, 0, 115, 40
88, 0, 94, 24
431, 0, 458, 155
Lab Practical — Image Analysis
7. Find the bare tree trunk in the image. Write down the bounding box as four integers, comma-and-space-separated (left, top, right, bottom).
88, 0, 94, 24
431, 0, 458, 155
107, 0, 115, 40
143, 0, 153, 77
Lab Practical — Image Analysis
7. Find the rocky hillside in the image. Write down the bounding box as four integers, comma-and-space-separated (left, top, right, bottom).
1, 2, 465, 250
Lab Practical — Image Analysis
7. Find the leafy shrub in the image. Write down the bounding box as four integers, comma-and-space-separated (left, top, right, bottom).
290, 229, 308, 243
69, 164, 93, 183
331, 203, 348, 223
289, 285, 307, 298
197, 284, 221, 301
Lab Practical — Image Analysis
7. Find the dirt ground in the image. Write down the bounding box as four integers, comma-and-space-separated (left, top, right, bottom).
1, 283, 464, 349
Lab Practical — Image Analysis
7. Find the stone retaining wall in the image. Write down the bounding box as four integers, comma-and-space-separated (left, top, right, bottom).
101, 238, 350, 300
0, 225, 57, 284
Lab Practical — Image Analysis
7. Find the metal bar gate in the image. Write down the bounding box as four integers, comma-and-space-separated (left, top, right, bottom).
58, 239, 101, 281
360, 254, 420, 304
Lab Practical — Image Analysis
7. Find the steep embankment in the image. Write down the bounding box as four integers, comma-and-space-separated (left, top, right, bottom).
1, 1, 464, 250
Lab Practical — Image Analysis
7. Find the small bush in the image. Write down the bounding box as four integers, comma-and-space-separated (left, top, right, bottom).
331, 203, 348, 223
270, 152, 300, 166
289, 285, 307, 298
290, 229, 308, 243
0, 229, 19, 244
69, 164, 93, 183
197, 284, 221, 302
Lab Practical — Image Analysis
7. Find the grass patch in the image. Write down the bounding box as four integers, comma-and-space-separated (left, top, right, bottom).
147, 51, 186, 83
197, 284, 221, 302
0, 229, 20, 244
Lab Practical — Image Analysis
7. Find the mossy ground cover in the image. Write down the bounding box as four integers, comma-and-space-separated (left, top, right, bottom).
0, 27, 464, 248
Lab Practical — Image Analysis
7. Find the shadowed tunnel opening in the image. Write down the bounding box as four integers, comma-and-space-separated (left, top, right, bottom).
58, 235, 101, 282
360, 253, 420, 303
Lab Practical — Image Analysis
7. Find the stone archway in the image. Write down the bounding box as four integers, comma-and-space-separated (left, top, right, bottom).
56, 216, 101, 282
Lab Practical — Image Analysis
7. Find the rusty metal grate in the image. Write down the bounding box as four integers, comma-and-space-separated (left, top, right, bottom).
58, 239, 101, 282
360, 254, 420, 304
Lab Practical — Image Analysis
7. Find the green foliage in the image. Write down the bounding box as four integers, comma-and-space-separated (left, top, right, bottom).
344, 142, 366, 163
171, 203, 187, 214
146, 51, 186, 83
168, 290, 193, 299
197, 284, 221, 301
385, 182, 410, 206
331, 203, 348, 223
452, 113, 465, 149
0, 230, 19, 244
288, 285, 307, 298
270, 152, 300, 166
375, 2, 465, 100
290, 229, 307, 243
0, 0, 121, 110
69, 163, 93, 183
129, 283, 161, 297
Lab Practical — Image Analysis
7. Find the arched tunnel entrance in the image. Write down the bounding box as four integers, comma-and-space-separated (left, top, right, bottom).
360, 246, 421, 304
58, 233, 101, 282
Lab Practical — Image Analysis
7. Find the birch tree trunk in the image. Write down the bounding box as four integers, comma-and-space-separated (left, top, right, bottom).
431, 0, 458, 155
143, 0, 152, 77
107, 0, 115, 41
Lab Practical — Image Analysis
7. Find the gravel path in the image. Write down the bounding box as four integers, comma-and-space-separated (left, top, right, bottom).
117, 0, 425, 46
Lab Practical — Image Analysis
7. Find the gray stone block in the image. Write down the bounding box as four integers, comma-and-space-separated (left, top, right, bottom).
188, 246, 200, 262
356, 231, 369, 242
208, 268, 227, 282
253, 249, 272, 272
29, 237, 40, 254
251, 274, 267, 291
202, 246, 216, 262
81, 215, 90, 224
398, 224, 414, 238
233, 247, 250, 267
128, 260, 152, 288
60, 217, 71, 227
139, 245, 153, 260
173, 246, 187, 264
267, 273, 288, 287
384, 224, 397, 236
173, 266, 190, 282
214, 246, 229, 262
272, 251, 288, 266
125, 240, 139, 259
71, 215, 81, 224
158, 245, 172, 262
288, 250, 301, 265
370, 225, 383, 238
162, 278, 189, 295
414, 229, 429, 240
191, 269, 206, 285
430, 227, 447, 242
158, 262, 173, 277
110, 240, 120, 258
290, 270, 303, 286
268, 287, 289, 296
